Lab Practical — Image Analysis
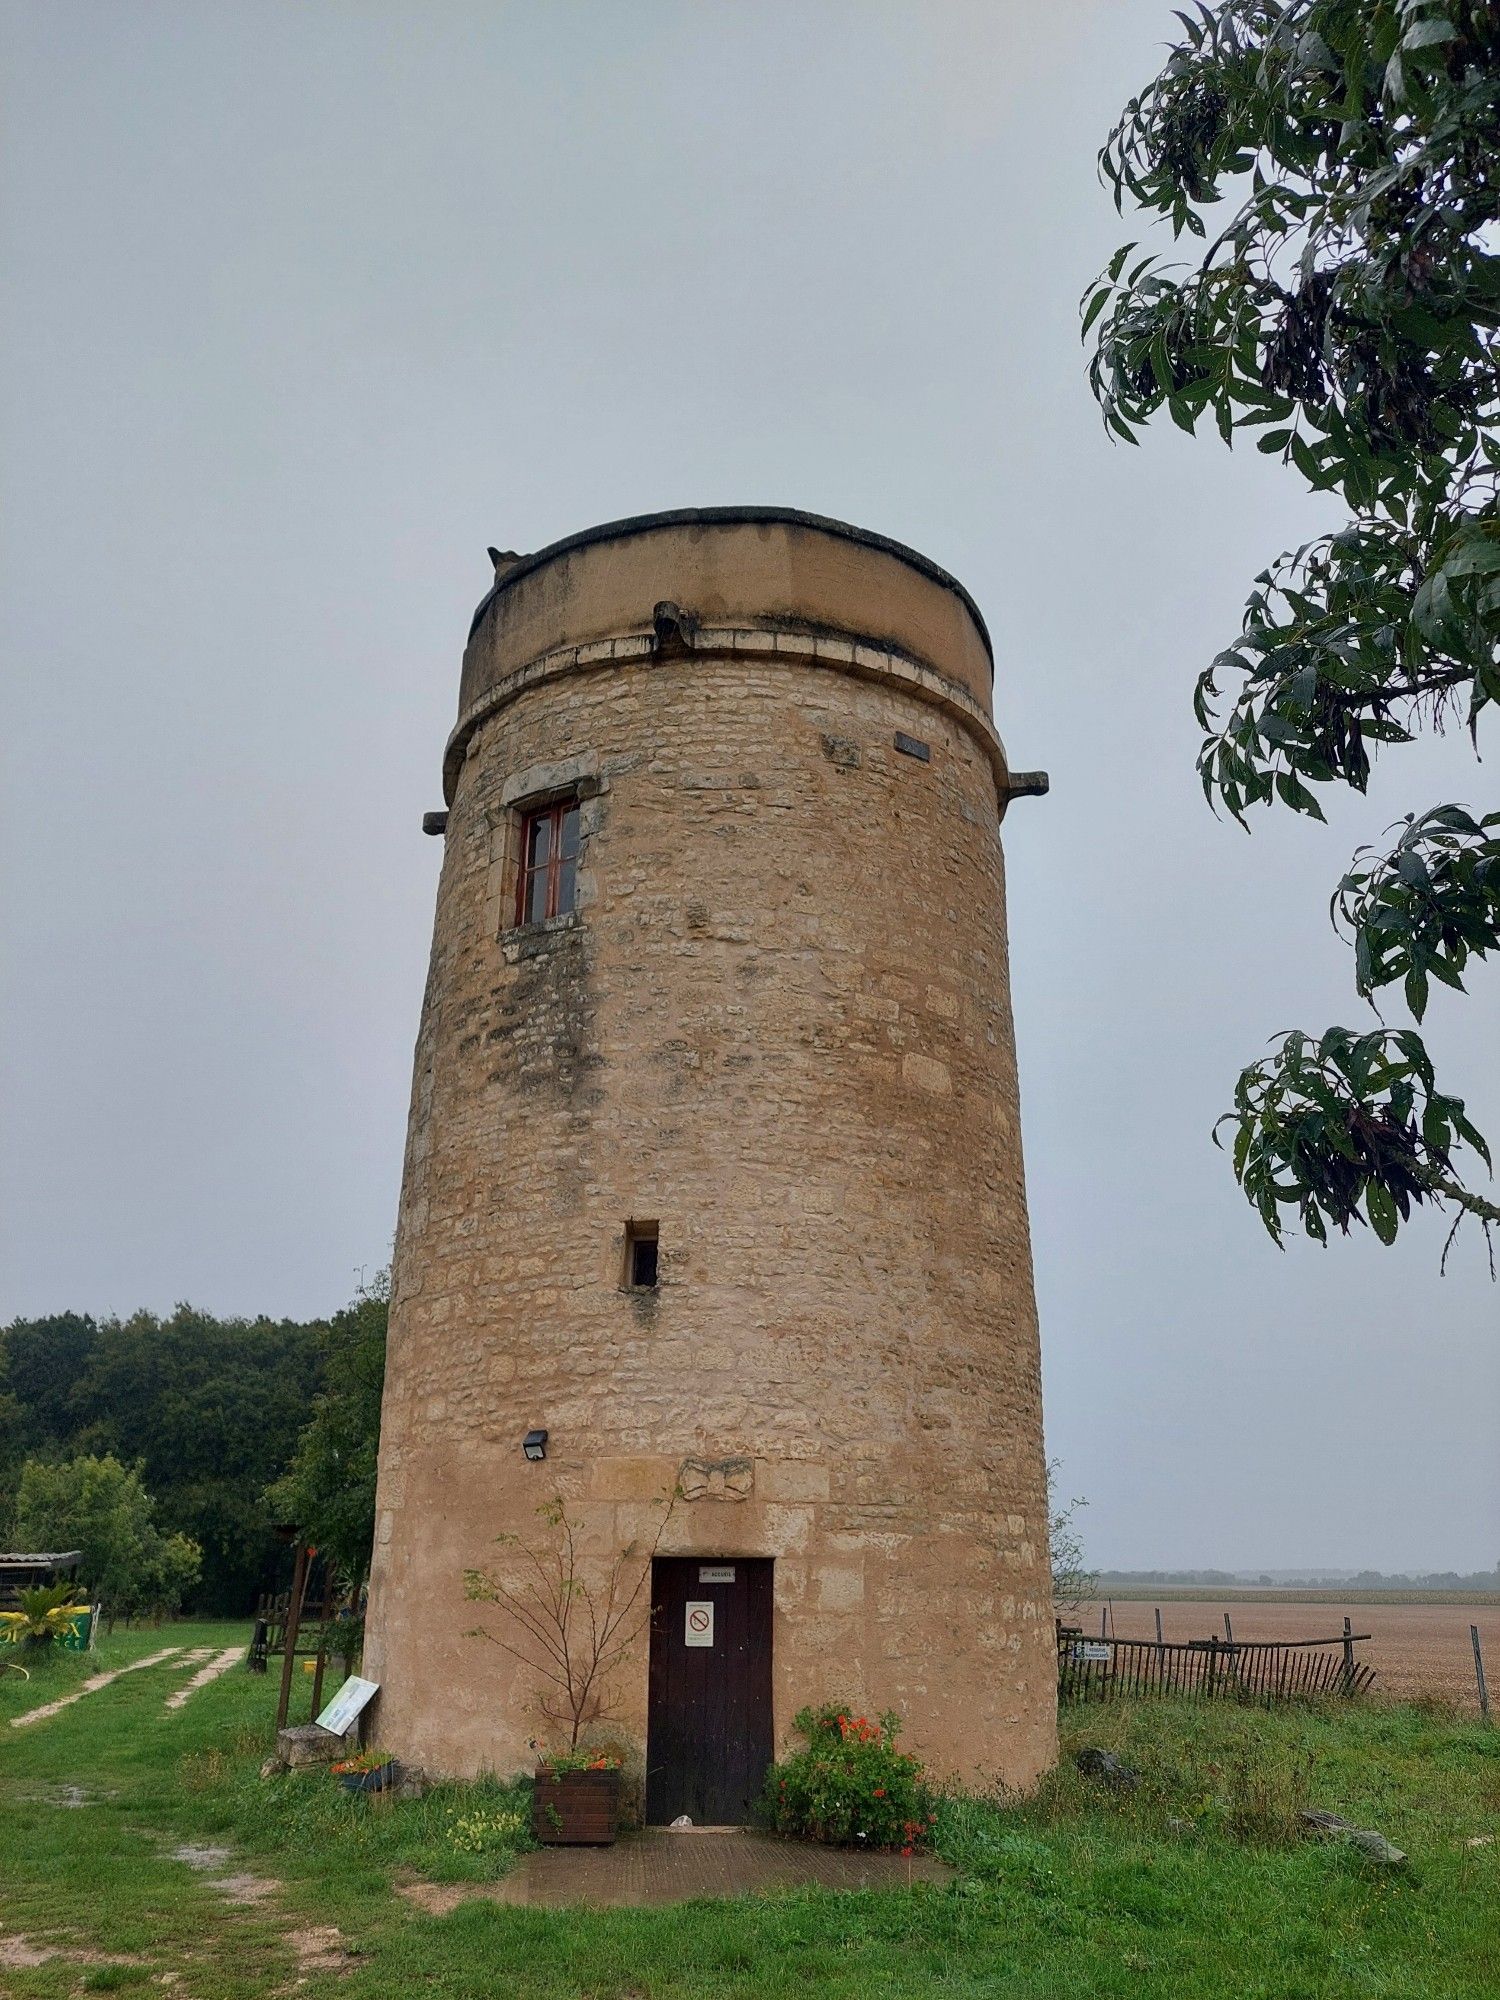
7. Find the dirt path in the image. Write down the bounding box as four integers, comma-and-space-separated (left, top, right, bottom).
7, 1644, 184, 1730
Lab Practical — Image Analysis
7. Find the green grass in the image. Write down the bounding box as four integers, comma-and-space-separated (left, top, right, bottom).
1, 1620, 1497, 1997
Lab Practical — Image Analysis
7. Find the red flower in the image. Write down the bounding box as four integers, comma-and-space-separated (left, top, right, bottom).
901, 1845, 914, 1858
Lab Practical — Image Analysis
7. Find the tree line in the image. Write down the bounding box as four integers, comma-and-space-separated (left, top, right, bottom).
0, 1278, 387, 1619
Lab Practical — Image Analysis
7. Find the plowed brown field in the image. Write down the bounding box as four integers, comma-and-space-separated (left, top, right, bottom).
1079, 1597, 1499, 1714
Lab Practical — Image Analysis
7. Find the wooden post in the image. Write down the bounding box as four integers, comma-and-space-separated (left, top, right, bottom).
275, 1541, 309, 1733
1154, 1606, 1164, 1673
1342, 1615, 1355, 1695
1223, 1613, 1234, 1644
309, 1566, 336, 1720
1472, 1625, 1491, 1723
1100, 1605, 1108, 1639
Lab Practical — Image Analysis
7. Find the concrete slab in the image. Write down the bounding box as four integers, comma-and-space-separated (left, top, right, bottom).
398, 1829, 953, 1911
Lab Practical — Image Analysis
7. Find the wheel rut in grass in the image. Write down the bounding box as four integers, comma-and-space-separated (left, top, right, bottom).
8, 1645, 185, 1729
165, 1645, 243, 1711
167, 1840, 358, 1971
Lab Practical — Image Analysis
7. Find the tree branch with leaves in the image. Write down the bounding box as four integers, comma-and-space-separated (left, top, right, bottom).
463, 1489, 677, 1751
1086, 0, 1500, 1266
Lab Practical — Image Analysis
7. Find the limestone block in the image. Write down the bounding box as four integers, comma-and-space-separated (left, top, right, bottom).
902, 1052, 952, 1095
757, 1461, 831, 1504
816, 1566, 865, 1613
278, 1724, 356, 1769
590, 1454, 679, 1501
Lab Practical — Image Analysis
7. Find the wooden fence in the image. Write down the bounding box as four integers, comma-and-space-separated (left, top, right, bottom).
1057, 1621, 1376, 1705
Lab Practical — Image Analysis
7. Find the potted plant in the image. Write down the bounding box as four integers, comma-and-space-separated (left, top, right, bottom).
531, 1748, 623, 1844
330, 1748, 396, 1794
464, 1488, 679, 1845
0, 1585, 92, 1651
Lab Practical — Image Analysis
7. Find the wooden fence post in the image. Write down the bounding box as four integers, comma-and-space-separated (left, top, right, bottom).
275, 1541, 309, 1734
1341, 1616, 1355, 1695
1472, 1625, 1491, 1723
308, 1568, 336, 1721
1154, 1606, 1164, 1671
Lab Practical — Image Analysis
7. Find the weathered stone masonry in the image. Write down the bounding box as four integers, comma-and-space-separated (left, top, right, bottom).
364, 509, 1057, 1793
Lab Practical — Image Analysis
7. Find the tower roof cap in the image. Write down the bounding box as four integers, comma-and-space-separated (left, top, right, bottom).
470, 506, 993, 667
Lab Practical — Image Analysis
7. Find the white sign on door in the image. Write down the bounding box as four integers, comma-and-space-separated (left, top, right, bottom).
698, 1565, 735, 1583
684, 1600, 714, 1647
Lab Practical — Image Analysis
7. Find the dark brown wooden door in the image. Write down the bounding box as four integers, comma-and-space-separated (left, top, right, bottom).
646, 1557, 773, 1825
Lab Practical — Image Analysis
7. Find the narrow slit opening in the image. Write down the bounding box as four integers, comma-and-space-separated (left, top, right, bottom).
625, 1221, 660, 1290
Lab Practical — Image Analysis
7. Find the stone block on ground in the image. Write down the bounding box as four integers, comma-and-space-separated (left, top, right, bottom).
277, 1724, 355, 1770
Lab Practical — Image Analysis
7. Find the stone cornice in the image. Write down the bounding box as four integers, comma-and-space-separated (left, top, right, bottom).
443, 624, 1013, 810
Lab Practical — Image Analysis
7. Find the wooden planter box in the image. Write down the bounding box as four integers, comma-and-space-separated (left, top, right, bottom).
532, 1767, 622, 1845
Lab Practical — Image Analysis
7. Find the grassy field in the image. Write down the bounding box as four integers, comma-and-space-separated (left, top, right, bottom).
1080, 1597, 1500, 1714
2, 1620, 1497, 1998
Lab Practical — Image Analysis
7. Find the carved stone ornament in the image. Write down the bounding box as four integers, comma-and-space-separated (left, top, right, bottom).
678, 1456, 754, 1502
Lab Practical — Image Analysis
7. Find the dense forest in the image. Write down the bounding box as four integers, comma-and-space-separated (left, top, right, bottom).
0, 1281, 387, 1615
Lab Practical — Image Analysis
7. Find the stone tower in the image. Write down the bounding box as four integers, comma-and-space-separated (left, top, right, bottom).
363, 508, 1055, 1808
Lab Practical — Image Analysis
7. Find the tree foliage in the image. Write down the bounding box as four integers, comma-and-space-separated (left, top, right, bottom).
12, 1454, 202, 1626
265, 1273, 388, 1589
0, 1303, 325, 1612
1086, 0, 1500, 1263
1048, 1461, 1097, 1611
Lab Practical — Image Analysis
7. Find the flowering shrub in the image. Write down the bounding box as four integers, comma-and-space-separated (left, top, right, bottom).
761, 1704, 936, 1851
448, 1805, 528, 1853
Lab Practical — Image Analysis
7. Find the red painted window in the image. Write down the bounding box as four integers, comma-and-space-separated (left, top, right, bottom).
516, 799, 581, 925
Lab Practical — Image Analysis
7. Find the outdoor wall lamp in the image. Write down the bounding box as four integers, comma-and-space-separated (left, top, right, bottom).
522, 1429, 548, 1462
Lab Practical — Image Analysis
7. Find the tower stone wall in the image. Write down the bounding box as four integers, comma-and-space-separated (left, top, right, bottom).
363, 510, 1056, 1794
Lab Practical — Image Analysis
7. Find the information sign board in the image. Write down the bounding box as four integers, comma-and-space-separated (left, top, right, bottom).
315, 1674, 380, 1736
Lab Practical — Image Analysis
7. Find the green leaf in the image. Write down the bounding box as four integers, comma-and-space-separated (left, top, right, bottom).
1366, 1180, 1399, 1245
1290, 434, 1324, 485
1402, 18, 1457, 50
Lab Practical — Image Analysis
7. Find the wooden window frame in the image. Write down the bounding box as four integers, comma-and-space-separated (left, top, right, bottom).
514, 796, 581, 927
623, 1219, 660, 1291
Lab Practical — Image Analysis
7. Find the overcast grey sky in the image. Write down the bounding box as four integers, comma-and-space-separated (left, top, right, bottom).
3, 1, 1495, 1572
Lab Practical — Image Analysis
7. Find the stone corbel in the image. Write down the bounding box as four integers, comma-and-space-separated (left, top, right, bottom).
678, 1456, 754, 1503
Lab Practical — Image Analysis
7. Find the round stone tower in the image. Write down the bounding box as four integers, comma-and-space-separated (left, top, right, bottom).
364, 508, 1055, 1808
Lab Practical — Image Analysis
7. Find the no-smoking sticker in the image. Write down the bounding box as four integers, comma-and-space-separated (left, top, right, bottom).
684, 1600, 714, 1647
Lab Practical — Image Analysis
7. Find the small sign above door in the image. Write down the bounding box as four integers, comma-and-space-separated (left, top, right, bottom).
698, 1565, 735, 1583
684, 1600, 715, 1647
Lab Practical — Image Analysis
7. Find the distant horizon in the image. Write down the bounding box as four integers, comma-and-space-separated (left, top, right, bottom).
1093, 1563, 1498, 1582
